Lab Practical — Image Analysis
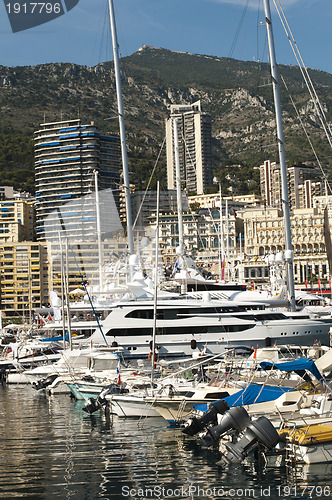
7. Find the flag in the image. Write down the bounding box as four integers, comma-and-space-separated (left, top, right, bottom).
253, 345, 258, 359
116, 361, 121, 385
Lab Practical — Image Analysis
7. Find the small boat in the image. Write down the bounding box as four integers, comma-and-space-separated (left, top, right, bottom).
280, 422, 332, 464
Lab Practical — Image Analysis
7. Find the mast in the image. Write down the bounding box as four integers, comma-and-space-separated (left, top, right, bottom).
173, 117, 184, 254
225, 199, 230, 281
151, 181, 160, 392
108, 0, 134, 255
263, 0, 296, 311
94, 170, 103, 292
65, 238, 72, 350
58, 234, 66, 349
218, 184, 223, 280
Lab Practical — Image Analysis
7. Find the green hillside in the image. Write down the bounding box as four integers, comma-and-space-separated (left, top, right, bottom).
0, 46, 331, 195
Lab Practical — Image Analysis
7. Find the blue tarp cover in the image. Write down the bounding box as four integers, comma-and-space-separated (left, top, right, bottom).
260, 358, 323, 381
41, 332, 69, 342
194, 384, 292, 413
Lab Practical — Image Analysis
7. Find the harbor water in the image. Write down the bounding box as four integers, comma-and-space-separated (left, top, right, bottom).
0, 385, 332, 499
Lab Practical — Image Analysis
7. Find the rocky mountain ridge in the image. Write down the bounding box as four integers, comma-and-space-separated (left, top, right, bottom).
0, 45, 331, 194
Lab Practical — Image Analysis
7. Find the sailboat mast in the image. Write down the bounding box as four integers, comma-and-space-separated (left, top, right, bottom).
173, 118, 184, 253
151, 181, 160, 391
94, 170, 103, 292
108, 0, 134, 255
263, 0, 296, 311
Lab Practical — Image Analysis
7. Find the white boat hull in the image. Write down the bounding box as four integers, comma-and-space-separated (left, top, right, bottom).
108, 395, 161, 418
293, 442, 332, 464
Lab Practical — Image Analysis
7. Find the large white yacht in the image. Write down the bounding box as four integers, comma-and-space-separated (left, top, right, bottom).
80, 295, 331, 359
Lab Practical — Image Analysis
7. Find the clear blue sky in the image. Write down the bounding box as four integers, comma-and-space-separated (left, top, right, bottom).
0, 0, 331, 74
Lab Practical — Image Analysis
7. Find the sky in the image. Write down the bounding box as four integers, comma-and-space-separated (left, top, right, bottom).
0, 0, 331, 74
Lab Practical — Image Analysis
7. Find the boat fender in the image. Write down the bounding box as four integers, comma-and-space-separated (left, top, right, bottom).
265, 337, 272, 347
111, 341, 118, 347
190, 339, 197, 350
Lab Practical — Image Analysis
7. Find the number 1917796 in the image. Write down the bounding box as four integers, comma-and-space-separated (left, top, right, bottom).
5, 3, 62, 14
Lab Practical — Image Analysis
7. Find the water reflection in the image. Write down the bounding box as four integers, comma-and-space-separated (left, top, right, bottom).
1, 386, 332, 499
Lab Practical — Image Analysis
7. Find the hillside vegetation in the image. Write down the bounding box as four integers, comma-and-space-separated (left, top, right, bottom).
0, 46, 331, 194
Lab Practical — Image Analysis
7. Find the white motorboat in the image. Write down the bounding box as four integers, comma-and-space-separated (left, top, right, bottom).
22, 347, 122, 388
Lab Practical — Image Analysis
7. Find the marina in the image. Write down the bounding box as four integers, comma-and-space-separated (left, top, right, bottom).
1, 384, 332, 499
1, 0, 332, 497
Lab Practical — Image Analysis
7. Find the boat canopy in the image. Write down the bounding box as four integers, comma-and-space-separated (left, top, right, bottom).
194, 384, 292, 413
260, 358, 323, 382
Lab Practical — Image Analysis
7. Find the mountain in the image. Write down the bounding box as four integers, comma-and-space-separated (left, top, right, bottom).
0, 45, 332, 195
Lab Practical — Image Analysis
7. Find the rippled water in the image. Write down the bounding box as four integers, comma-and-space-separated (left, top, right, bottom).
1, 385, 332, 499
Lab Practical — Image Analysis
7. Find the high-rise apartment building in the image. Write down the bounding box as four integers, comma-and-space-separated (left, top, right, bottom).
260, 159, 323, 210
166, 101, 213, 195
34, 119, 121, 241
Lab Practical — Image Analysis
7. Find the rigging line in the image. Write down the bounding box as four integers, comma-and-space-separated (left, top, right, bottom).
68, 243, 108, 347
132, 137, 166, 230
280, 74, 332, 196
256, 0, 260, 62
256, 0, 270, 82
228, 0, 250, 59
273, 0, 332, 149
274, 0, 332, 139
90, 0, 109, 66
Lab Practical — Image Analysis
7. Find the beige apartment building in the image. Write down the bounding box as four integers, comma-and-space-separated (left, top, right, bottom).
0, 198, 35, 243
0, 242, 49, 321
238, 201, 328, 284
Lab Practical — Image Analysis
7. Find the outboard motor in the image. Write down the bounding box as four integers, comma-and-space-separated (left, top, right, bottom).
182, 400, 229, 436
83, 396, 104, 414
32, 373, 58, 391
217, 416, 280, 465
83, 384, 129, 414
198, 406, 251, 447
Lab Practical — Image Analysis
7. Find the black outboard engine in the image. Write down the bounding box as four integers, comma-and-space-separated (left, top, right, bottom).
83, 384, 129, 414
32, 373, 58, 391
217, 416, 280, 465
182, 400, 229, 436
198, 406, 251, 447
83, 396, 104, 414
